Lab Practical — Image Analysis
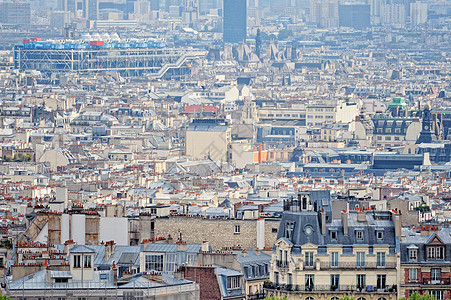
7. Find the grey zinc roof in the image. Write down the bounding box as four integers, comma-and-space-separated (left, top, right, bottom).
70, 245, 95, 253
118, 252, 139, 265
236, 250, 271, 264
278, 210, 397, 253
143, 243, 202, 253
50, 271, 72, 278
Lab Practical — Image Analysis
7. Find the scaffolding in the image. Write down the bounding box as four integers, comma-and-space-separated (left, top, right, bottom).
14, 45, 206, 78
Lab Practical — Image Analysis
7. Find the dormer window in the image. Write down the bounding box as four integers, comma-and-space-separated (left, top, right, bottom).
74, 255, 81, 268
84, 255, 92, 268
330, 230, 337, 241
302, 197, 309, 210
285, 222, 295, 239
356, 230, 363, 240
227, 276, 241, 290
427, 246, 444, 260
377, 231, 383, 240
408, 249, 418, 262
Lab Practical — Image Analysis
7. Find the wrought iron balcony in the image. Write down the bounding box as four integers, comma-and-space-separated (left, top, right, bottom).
276, 260, 289, 269
264, 283, 397, 294
319, 261, 397, 269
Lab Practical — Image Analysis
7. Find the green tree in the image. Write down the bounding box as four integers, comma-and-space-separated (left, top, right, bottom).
338, 297, 355, 300
265, 297, 287, 300
400, 291, 436, 300
0, 295, 13, 300
278, 29, 293, 41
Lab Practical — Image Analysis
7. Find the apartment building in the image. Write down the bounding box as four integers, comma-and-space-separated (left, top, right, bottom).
399, 227, 451, 300
306, 100, 359, 126
265, 191, 401, 300
185, 118, 231, 162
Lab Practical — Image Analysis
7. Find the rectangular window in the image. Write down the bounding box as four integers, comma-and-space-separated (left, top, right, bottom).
187, 254, 197, 266
274, 272, 279, 285
305, 252, 314, 268
357, 274, 366, 289
331, 274, 339, 288
331, 252, 339, 267
84, 255, 91, 268
145, 254, 163, 272
285, 222, 295, 239
431, 268, 441, 283
356, 231, 363, 240
234, 225, 240, 234
74, 255, 81, 268
165, 253, 176, 273
408, 250, 417, 261
227, 276, 241, 289
330, 230, 337, 240
429, 290, 444, 300
356, 252, 365, 267
377, 252, 386, 267
305, 274, 314, 290
377, 274, 386, 289
427, 247, 444, 260
377, 231, 383, 240
288, 273, 293, 285
409, 268, 417, 281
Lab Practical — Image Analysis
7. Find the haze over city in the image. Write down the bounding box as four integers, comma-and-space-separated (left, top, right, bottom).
0, 0, 449, 299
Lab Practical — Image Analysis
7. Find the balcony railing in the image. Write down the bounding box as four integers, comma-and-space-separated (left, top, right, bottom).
276, 260, 289, 269
422, 278, 450, 285
320, 262, 397, 269
248, 292, 266, 300
263, 282, 397, 294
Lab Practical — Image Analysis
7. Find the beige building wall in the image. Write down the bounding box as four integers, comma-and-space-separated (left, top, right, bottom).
269, 239, 400, 300
39, 149, 70, 171
306, 101, 359, 126
154, 217, 280, 250
186, 127, 231, 162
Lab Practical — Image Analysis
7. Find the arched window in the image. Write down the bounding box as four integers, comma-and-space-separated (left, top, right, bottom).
331, 297, 340, 300
357, 298, 366, 300
378, 298, 387, 300
306, 297, 315, 300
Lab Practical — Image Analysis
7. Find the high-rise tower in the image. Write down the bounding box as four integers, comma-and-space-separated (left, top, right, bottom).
223, 0, 247, 43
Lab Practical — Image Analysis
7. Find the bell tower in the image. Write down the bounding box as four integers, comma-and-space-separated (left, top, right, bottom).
416, 102, 434, 144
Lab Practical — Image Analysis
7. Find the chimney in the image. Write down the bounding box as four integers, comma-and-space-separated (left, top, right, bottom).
105, 240, 116, 261
201, 241, 210, 252
242, 249, 247, 257
64, 239, 76, 254
341, 210, 348, 235
392, 211, 401, 238
357, 209, 366, 222
112, 261, 118, 285
256, 248, 261, 255
320, 210, 326, 235
176, 241, 188, 252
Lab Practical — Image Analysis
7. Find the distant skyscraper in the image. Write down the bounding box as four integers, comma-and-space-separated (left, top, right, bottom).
338, 4, 370, 29
381, 3, 406, 28
223, 0, 247, 44
87, 0, 99, 20
410, 1, 427, 27
310, 0, 339, 28
0, 1, 31, 27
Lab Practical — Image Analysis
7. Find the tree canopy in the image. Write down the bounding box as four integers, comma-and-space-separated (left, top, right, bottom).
400, 291, 436, 300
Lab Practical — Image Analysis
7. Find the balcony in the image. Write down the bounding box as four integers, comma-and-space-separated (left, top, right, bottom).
319, 262, 397, 269
263, 282, 397, 294
248, 292, 266, 300
276, 260, 289, 269
422, 278, 450, 285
